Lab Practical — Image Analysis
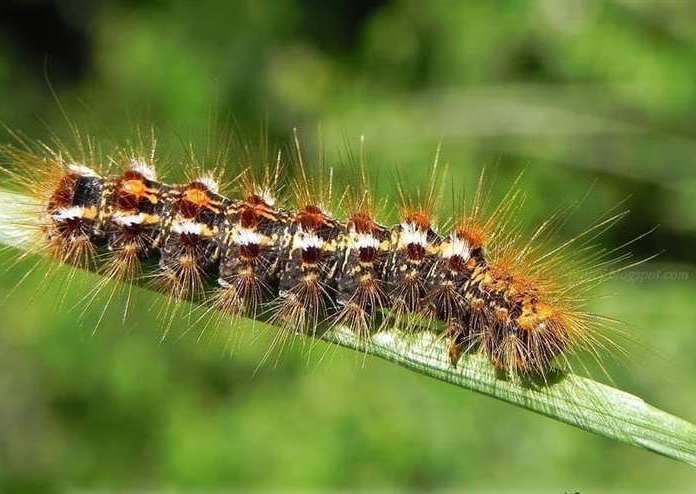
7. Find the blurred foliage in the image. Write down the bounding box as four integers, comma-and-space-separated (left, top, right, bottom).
1, 0, 696, 491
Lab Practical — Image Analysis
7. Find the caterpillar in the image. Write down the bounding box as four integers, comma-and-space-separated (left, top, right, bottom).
0, 127, 632, 378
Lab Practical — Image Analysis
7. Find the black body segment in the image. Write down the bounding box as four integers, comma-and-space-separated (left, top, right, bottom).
275, 206, 345, 333
334, 214, 391, 335
103, 167, 170, 272
45, 165, 105, 266
158, 180, 233, 298
386, 217, 442, 327
215, 194, 290, 316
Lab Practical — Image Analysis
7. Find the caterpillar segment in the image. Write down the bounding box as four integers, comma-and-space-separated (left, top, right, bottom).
388, 148, 446, 331
157, 176, 233, 300
102, 159, 167, 281
45, 163, 104, 268
428, 226, 488, 364
215, 190, 290, 318
334, 212, 391, 338
273, 134, 343, 336
386, 211, 442, 330
275, 203, 344, 335
212, 157, 288, 318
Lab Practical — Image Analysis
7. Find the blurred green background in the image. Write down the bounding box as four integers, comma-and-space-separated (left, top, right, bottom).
1, 0, 696, 492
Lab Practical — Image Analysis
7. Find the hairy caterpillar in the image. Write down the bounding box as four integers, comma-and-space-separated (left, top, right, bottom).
0, 127, 634, 378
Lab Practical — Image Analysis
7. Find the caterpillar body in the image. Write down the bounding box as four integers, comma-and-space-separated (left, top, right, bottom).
0, 131, 626, 378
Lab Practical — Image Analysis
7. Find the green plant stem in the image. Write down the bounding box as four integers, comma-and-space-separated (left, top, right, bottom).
0, 189, 695, 466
